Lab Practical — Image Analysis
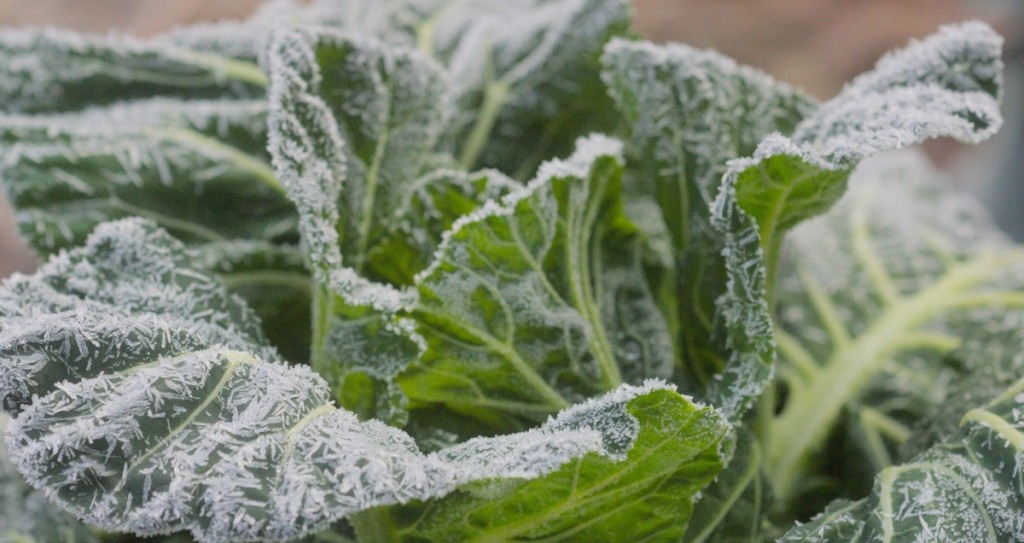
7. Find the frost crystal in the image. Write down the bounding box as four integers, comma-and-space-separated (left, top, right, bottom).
0, 219, 678, 543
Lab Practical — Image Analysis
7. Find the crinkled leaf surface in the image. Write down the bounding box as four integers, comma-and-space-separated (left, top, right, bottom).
367, 168, 520, 286
0, 219, 727, 543
0, 98, 309, 363
767, 152, 1024, 505
426, 0, 630, 175
729, 21, 1002, 275
266, 27, 447, 422
777, 376, 1024, 542
602, 38, 807, 420
270, 0, 631, 177
267, 27, 448, 275
0, 99, 296, 254
402, 136, 675, 427
1, 414, 100, 543
0, 28, 266, 114
374, 388, 728, 542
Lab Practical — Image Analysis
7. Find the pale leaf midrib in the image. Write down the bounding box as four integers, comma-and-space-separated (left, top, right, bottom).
769, 251, 1024, 500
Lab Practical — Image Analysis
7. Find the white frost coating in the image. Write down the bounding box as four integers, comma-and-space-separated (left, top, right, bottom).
773, 21, 1002, 170
266, 29, 346, 278
417, 134, 622, 285
266, 27, 447, 313
601, 36, 817, 204
2, 286, 671, 543
0, 413, 98, 542
0, 98, 267, 138
0, 219, 676, 542
0, 27, 262, 113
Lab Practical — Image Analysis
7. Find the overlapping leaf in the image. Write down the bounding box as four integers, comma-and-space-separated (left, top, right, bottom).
427, 0, 630, 174
0, 219, 727, 542
375, 388, 728, 542
0, 99, 295, 254
402, 136, 675, 427
728, 21, 1003, 277
266, 27, 447, 422
0, 28, 266, 114
777, 376, 1024, 542
767, 152, 1024, 505
602, 38, 807, 420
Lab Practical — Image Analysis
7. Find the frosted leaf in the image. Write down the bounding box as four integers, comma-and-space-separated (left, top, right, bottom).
777, 377, 1024, 542
0, 98, 297, 255
378, 384, 730, 542
266, 28, 447, 422
768, 150, 1024, 505
369, 168, 521, 286
1, 413, 100, 542
267, 27, 448, 276
0, 228, 721, 541
730, 21, 1003, 254
602, 37, 810, 423
402, 135, 675, 428
431, 0, 629, 173
0, 27, 266, 114
265, 0, 629, 175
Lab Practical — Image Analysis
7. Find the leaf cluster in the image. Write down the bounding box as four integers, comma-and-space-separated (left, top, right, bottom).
0, 2, 1019, 542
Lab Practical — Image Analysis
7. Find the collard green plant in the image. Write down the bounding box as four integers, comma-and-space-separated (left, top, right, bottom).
0, 1, 1019, 541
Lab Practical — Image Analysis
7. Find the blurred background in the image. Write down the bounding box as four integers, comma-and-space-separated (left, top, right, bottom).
0, 0, 1021, 278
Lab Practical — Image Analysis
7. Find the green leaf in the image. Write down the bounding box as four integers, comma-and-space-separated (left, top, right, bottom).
375, 388, 729, 542
367, 168, 520, 286
1, 414, 100, 543
776, 376, 1024, 542
0, 99, 297, 255
683, 432, 771, 543
602, 38, 802, 420
428, 0, 631, 175
766, 151, 1024, 505
728, 21, 1003, 284
267, 27, 449, 275
266, 28, 448, 422
0, 28, 266, 114
190, 240, 313, 364
0, 224, 712, 541
400, 136, 675, 426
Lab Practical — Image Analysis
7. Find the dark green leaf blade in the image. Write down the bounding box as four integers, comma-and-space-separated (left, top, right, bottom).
683, 432, 771, 543
0, 99, 298, 256
1, 414, 100, 543
377, 387, 729, 542
433, 0, 631, 175
602, 37, 808, 419
0, 28, 266, 114
401, 136, 675, 425
367, 168, 520, 286
266, 27, 448, 422
0, 219, 722, 543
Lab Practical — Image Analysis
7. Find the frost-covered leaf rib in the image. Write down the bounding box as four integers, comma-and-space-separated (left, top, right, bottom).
731, 21, 1004, 263
0, 219, 721, 543
0, 28, 266, 114
0, 98, 297, 255
768, 152, 1024, 505
777, 376, 1024, 542
404, 135, 675, 423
